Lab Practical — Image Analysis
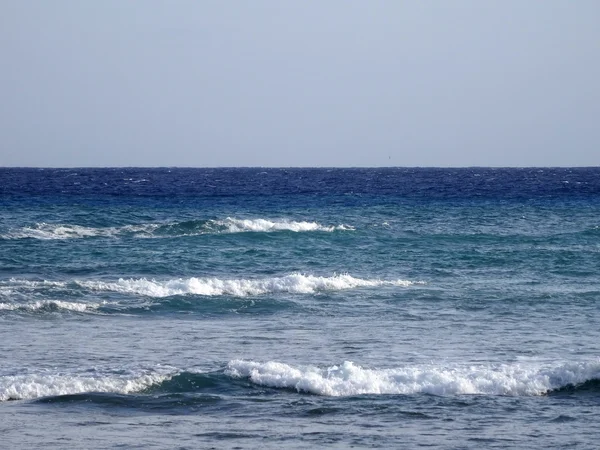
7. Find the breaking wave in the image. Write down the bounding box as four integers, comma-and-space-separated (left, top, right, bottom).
0, 300, 102, 313
4, 359, 600, 402
2, 223, 149, 240
225, 359, 600, 397
2, 274, 420, 299
0, 369, 174, 402
214, 218, 354, 233
2, 218, 353, 240
77, 274, 419, 297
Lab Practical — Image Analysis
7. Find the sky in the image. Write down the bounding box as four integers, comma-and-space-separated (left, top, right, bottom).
1, 1, 598, 167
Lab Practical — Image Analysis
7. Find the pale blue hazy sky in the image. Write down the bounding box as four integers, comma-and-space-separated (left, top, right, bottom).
1, 1, 598, 167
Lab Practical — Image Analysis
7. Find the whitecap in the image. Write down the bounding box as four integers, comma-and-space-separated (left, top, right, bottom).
0, 300, 103, 313
77, 274, 421, 298
225, 359, 600, 397
0, 370, 173, 401
215, 217, 354, 233
2, 218, 353, 240
2, 223, 129, 240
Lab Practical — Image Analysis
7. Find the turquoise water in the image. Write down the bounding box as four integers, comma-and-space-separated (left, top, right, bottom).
1, 168, 599, 448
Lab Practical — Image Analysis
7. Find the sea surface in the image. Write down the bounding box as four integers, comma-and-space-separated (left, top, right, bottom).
1, 167, 599, 449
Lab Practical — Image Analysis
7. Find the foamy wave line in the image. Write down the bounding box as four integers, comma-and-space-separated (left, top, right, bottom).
226, 360, 600, 397
2, 218, 353, 240
0, 300, 103, 313
2, 275, 422, 298
2, 223, 154, 240
0, 370, 174, 402
216, 218, 354, 233
77, 274, 419, 298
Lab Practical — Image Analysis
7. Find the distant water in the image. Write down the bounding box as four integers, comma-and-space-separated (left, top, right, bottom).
1, 167, 599, 449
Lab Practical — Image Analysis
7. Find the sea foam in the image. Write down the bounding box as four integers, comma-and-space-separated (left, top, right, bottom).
2, 218, 353, 240
0, 300, 102, 313
215, 218, 353, 233
78, 274, 419, 297
2, 223, 153, 240
0, 370, 173, 402
226, 360, 600, 396
4, 223, 108, 240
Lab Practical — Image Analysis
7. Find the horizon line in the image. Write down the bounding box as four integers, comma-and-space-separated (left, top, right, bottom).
2, 165, 600, 170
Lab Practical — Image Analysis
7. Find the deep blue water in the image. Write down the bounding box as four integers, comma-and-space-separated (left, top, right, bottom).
1, 167, 599, 449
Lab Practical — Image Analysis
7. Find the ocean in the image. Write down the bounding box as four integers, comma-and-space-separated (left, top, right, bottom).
1, 167, 599, 449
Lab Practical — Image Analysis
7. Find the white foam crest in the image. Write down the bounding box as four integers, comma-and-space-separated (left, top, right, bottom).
0, 300, 102, 313
3, 223, 114, 240
0, 370, 173, 401
3, 218, 353, 239
3, 279, 68, 289
78, 274, 418, 298
226, 360, 600, 397
217, 217, 354, 233
2, 223, 158, 240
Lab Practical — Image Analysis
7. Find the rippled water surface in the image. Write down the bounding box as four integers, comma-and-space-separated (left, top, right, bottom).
1, 168, 599, 448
